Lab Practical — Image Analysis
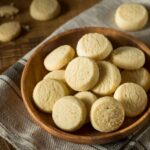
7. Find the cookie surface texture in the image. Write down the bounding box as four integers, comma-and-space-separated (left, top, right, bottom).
115, 3, 148, 31
90, 96, 125, 132
0, 5, 19, 17
44, 70, 65, 82
65, 57, 99, 91
92, 61, 121, 95
114, 83, 147, 117
52, 96, 87, 132
75, 91, 97, 122
77, 33, 113, 60
30, 0, 60, 21
121, 68, 150, 91
33, 79, 69, 113
0, 21, 21, 42
44, 45, 75, 71
111, 46, 145, 70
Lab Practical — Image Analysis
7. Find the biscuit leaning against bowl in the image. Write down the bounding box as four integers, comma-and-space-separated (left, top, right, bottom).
52, 96, 87, 132
30, 0, 60, 21
121, 68, 150, 91
44, 45, 75, 71
65, 57, 99, 91
115, 3, 148, 31
90, 96, 125, 132
114, 83, 148, 117
33, 78, 69, 113
77, 33, 113, 60
111, 46, 145, 70
0, 21, 21, 42
75, 91, 97, 123
92, 61, 121, 95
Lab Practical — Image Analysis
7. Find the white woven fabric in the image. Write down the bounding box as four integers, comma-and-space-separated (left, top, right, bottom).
0, 0, 150, 149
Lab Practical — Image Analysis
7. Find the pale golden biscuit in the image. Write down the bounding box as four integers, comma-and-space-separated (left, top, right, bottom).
43, 70, 73, 94
111, 46, 145, 70
33, 79, 69, 113
44, 45, 75, 71
0, 21, 21, 42
65, 57, 99, 91
30, 0, 60, 21
92, 61, 121, 95
121, 68, 150, 91
75, 91, 97, 122
90, 96, 125, 132
77, 33, 113, 60
0, 5, 19, 17
114, 83, 147, 117
115, 3, 148, 31
43, 70, 65, 82
52, 96, 87, 132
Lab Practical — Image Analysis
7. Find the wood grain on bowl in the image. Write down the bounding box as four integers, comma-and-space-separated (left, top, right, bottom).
21, 27, 150, 144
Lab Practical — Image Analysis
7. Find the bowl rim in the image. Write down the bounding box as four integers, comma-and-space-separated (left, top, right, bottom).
21, 27, 150, 144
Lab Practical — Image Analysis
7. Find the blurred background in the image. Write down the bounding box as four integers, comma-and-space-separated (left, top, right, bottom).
0, 0, 99, 73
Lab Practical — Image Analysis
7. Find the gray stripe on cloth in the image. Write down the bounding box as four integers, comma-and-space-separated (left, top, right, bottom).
18, 59, 26, 65
0, 77, 21, 99
138, 140, 147, 150
0, 0, 150, 149
120, 123, 149, 149
123, 141, 146, 150
101, 138, 129, 150
123, 120, 150, 150
138, 128, 150, 150
21, 58, 27, 63
2, 62, 24, 87
0, 75, 21, 97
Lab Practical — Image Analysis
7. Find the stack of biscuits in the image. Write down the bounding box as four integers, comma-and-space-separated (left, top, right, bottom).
33, 32, 150, 133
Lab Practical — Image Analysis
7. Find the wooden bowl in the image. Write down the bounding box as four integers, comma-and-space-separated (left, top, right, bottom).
21, 27, 150, 144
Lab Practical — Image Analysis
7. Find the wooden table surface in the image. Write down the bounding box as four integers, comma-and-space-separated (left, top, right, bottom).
0, 0, 99, 149
0, 0, 99, 73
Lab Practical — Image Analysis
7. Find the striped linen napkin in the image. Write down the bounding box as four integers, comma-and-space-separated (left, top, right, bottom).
0, 0, 150, 149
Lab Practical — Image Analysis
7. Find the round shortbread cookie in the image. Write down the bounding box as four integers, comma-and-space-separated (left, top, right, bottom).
0, 21, 21, 42
115, 3, 148, 31
121, 68, 150, 91
92, 61, 121, 95
111, 46, 145, 70
33, 79, 69, 113
75, 91, 97, 122
44, 70, 65, 82
0, 5, 19, 17
44, 45, 75, 71
52, 96, 87, 132
65, 57, 99, 91
114, 83, 147, 117
77, 33, 113, 60
90, 96, 125, 132
30, 0, 60, 21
